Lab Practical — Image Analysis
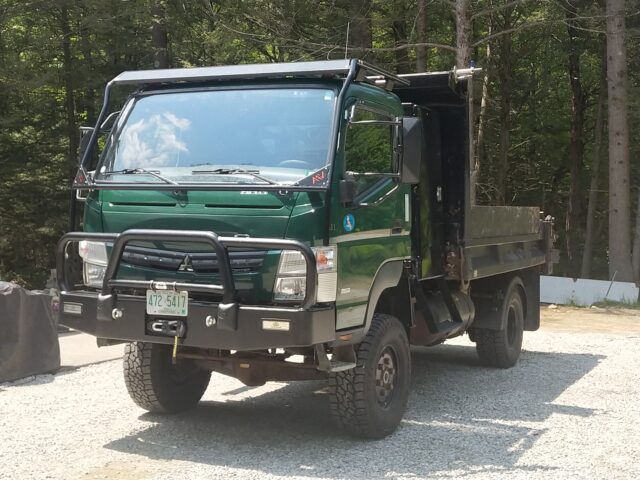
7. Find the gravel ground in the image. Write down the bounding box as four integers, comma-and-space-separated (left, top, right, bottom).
1, 306, 639, 480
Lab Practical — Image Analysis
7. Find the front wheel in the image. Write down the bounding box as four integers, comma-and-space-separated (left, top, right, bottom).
123, 342, 211, 413
329, 314, 411, 439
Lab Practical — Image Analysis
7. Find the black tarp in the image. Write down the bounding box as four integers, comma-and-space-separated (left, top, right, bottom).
0, 282, 60, 382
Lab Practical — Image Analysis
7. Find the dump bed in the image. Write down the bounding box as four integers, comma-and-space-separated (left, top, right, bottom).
394, 70, 553, 282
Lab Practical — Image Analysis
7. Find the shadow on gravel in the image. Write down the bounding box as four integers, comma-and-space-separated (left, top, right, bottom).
105, 343, 604, 478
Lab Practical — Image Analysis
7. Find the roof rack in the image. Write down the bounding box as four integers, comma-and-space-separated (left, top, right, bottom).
110, 59, 409, 90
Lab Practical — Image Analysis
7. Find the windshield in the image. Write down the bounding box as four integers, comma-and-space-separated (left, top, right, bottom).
95, 87, 336, 186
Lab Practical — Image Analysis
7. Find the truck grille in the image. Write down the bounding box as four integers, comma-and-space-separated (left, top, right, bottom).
120, 246, 266, 273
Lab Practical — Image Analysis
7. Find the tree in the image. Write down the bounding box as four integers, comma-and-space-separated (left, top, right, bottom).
344, 0, 373, 60
492, 4, 516, 205
0, 0, 638, 286
564, 0, 586, 277
391, 0, 410, 73
151, 0, 169, 68
415, 0, 428, 71
606, 0, 633, 281
581, 48, 607, 279
455, 0, 471, 67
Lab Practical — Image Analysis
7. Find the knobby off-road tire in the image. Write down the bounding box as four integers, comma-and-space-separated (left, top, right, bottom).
329, 314, 411, 439
475, 285, 525, 368
123, 342, 211, 413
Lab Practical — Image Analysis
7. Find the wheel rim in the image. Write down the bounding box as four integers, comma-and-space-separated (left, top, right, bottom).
506, 305, 517, 346
375, 347, 397, 407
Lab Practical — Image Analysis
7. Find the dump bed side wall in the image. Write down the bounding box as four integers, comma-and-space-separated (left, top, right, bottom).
468, 206, 541, 246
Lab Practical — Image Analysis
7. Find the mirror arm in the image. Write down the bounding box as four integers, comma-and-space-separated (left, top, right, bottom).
99, 110, 121, 132
348, 119, 402, 126
346, 171, 400, 179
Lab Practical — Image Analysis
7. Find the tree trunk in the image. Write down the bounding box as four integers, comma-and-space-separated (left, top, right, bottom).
606, 0, 633, 281
564, 0, 585, 277
581, 49, 607, 279
472, 26, 490, 205
151, 0, 169, 68
632, 188, 640, 284
415, 0, 427, 72
455, 0, 471, 67
495, 11, 513, 205
391, 0, 410, 74
344, 0, 372, 60
60, 3, 78, 180
79, 5, 96, 125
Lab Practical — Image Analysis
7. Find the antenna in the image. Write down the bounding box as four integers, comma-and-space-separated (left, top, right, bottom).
344, 22, 350, 59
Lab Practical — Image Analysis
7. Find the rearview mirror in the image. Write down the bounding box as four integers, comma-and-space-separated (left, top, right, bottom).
78, 126, 94, 161
339, 176, 357, 206
401, 117, 422, 184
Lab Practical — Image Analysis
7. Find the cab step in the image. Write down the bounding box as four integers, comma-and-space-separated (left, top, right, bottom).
315, 344, 357, 372
328, 360, 358, 372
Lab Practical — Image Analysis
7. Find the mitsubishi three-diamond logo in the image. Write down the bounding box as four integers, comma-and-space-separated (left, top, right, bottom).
178, 254, 194, 272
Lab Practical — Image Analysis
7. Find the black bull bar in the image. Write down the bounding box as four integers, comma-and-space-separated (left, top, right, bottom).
56, 230, 335, 350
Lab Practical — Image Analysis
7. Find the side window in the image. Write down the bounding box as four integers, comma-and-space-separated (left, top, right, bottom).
344, 107, 395, 195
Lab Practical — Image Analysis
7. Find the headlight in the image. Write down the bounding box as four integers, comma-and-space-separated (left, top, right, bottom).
79, 241, 109, 288
274, 246, 337, 302
83, 263, 106, 288
78, 240, 108, 266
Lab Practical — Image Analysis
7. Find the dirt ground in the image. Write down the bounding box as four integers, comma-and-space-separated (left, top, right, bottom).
1, 305, 639, 480
540, 304, 640, 334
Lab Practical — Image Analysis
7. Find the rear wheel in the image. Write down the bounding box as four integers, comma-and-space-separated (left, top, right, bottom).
123, 342, 211, 413
329, 314, 411, 439
475, 286, 524, 368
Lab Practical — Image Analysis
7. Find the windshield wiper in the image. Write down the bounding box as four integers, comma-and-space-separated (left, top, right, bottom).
102, 168, 179, 185
191, 168, 277, 185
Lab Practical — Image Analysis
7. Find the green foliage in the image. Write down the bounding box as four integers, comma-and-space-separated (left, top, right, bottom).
0, 0, 638, 287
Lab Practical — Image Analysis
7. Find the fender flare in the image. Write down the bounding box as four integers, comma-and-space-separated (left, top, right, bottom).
362, 259, 407, 333
472, 275, 525, 331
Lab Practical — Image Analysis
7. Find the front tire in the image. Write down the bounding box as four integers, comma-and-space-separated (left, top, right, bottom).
123, 342, 211, 413
329, 314, 411, 439
475, 285, 524, 368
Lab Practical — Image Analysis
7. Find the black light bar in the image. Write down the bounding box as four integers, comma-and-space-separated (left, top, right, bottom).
108, 59, 409, 88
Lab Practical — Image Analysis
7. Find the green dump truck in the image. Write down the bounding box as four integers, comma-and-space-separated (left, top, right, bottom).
57, 59, 554, 439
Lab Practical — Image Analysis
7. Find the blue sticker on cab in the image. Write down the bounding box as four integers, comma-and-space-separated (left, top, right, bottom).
343, 214, 355, 232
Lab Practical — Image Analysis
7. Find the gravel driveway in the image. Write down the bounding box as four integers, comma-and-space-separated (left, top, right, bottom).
1, 307, 639, 480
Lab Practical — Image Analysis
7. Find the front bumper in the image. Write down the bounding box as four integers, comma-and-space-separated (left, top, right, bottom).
58, 291, 335, 350
57, 229, 336, 351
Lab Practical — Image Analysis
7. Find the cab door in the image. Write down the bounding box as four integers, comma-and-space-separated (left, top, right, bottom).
331, 102, 411, 330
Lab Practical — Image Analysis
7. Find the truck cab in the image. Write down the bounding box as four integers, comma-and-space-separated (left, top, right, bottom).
58, 59, 554, 439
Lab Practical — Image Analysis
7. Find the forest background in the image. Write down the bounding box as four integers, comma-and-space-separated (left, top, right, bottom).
0, 0, 638, 288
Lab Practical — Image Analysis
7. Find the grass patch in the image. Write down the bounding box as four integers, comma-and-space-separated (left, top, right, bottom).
591, 299, 640, 310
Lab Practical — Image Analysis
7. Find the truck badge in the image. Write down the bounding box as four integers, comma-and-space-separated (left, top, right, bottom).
178, 255, 194, 272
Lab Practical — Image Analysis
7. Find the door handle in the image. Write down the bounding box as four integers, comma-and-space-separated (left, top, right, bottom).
391, 227, 403, 235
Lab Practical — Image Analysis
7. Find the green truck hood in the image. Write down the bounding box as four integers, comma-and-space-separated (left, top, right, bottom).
100, 189, 298, 239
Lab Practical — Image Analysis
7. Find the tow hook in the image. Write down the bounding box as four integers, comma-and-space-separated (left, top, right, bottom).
147, 319, 186, 338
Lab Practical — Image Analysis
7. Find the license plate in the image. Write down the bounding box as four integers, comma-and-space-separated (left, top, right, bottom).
146, 290, 188, 317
